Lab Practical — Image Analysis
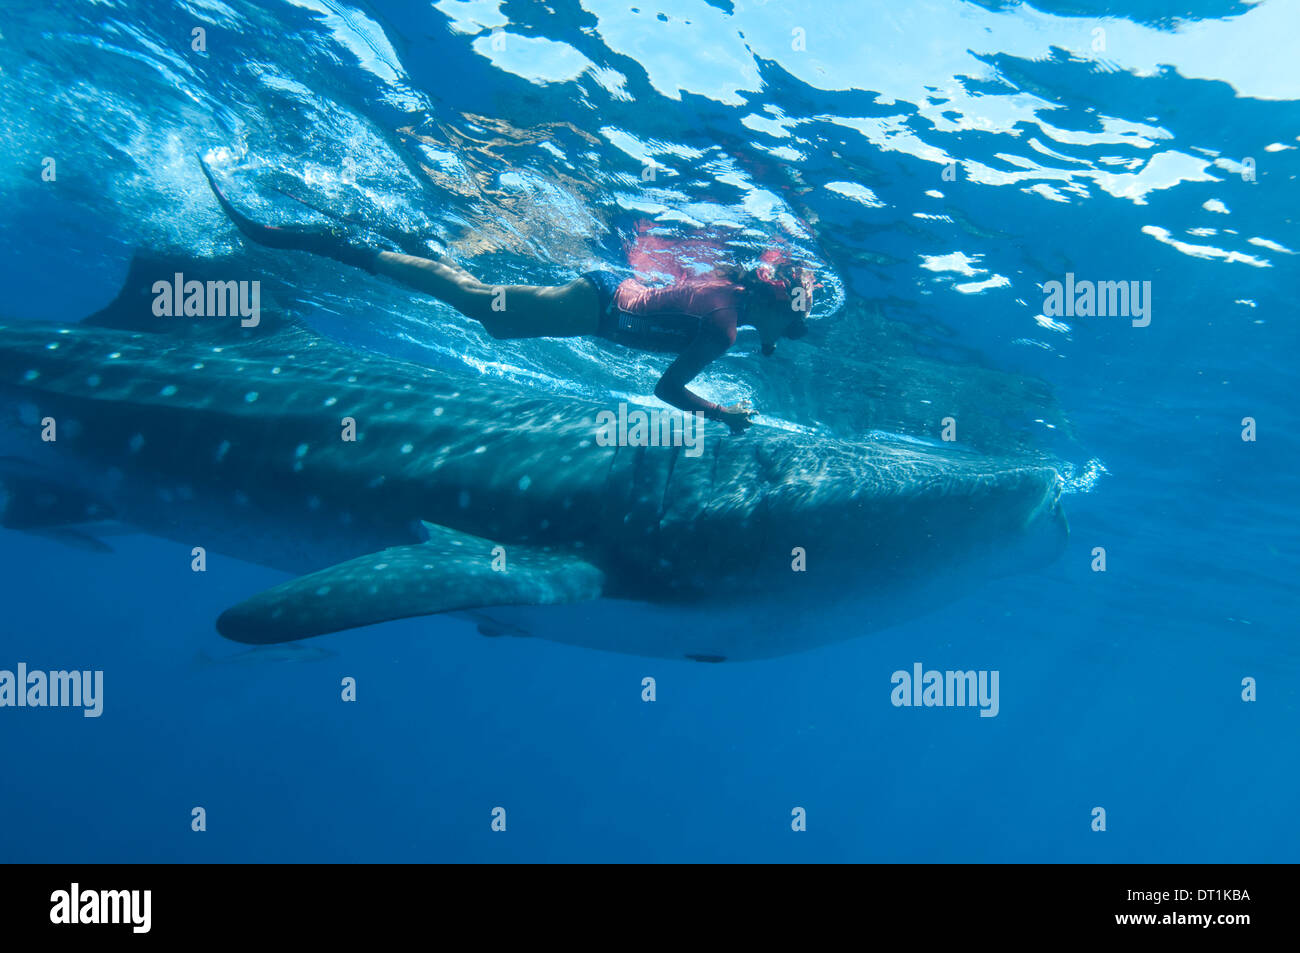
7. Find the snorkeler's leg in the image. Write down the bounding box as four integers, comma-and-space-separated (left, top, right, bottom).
374, 251, 599, 338
199, 160, 598, 336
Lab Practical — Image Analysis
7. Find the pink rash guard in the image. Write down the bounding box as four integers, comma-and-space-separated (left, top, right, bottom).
586, 271, 745, 419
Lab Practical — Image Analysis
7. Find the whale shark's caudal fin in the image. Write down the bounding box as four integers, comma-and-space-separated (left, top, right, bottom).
216, 524, 604, 644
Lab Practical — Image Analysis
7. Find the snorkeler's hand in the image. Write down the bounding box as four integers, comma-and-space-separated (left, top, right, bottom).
717, 402, 756, 435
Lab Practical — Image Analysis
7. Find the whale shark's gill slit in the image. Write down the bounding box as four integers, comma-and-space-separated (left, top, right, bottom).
658, 443, 681, 525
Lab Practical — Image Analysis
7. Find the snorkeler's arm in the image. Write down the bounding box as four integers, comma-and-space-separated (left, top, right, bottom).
654, 325, 728, 415
654, 319, 752, 432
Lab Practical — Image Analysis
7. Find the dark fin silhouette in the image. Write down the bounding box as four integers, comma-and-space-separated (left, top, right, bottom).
80, 250, 308, 341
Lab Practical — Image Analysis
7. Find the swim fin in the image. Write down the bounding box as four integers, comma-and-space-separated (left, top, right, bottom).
198, 156, 381, 273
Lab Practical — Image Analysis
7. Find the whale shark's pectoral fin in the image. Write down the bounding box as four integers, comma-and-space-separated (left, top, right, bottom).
216, 527, 604, 644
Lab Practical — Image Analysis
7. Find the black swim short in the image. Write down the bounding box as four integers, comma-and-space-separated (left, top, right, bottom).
582, 269, 701, 352
583, 270, 626, 326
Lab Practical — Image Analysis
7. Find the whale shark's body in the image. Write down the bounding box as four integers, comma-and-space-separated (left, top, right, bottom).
0, 254, 1068, 661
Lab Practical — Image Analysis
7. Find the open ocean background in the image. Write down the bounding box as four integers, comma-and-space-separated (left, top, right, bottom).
0, 0, 1296, 862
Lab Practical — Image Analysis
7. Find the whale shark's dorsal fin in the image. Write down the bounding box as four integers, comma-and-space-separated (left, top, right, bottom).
82, 251, 307, 341
216, 525, 604, 644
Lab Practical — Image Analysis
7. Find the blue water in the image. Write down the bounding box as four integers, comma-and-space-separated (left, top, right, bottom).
1, 0, 1297, 862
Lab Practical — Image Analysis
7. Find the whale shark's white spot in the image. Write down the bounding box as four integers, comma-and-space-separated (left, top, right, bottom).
128, 433, 145, 453
347, 375, 357, 383
401, 443, 414, 454
160, 385, 178, 397
560, 455, 572, 464
244, 391, 259, 403
458, 490, 471, 508
212, 347, 224, 353
315, 586, 331, 596
323, 396, 338, 407
108, 352, 121, 360
433, 406, 444, 417
58, 329, 70, 335
383, 401, 394, 410
374, 563, 389, 570
236, 366, 245, 373
402, 384, 412, 390
46, 342, 59, 351
295, 443, 310, 458
85, 375, 100, 387
191, 362, 205, 370
215, 440, 231, 463
272, 367, 282, 375
578, 440, 591, 448
518, 475, 532, 491
474, 446, 486, 454
293, 461, 304, 472
22, 369, 39, 382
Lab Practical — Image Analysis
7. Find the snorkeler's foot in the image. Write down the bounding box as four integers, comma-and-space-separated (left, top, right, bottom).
198, 157, 380, 274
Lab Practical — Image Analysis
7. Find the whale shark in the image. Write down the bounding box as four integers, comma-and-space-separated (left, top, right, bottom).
0, 252, 1068, 661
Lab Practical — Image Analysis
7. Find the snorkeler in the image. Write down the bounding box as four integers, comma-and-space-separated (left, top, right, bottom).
199, 161, 814, 435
